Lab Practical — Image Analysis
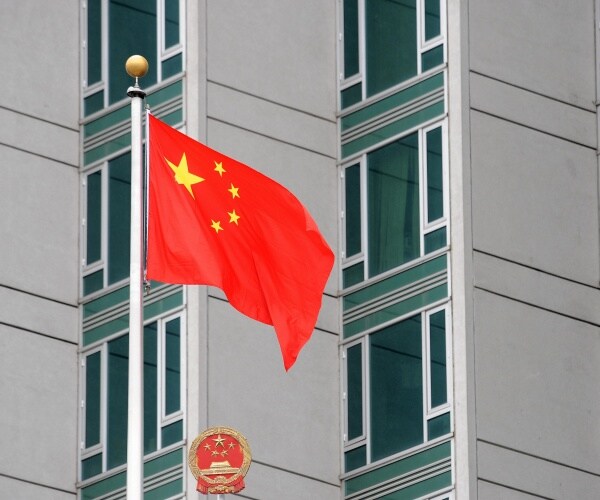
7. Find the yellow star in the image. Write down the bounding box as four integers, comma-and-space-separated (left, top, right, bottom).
204, 443, 211, 451
214, 161, 226, 176
228, 209, 240, 225
210, 220, 223, 234
213, 435, 226, 447
228, 183, 240, 199
165, 153, 204, 199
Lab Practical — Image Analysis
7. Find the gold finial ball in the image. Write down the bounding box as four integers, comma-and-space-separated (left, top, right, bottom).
125, 55, 149, 78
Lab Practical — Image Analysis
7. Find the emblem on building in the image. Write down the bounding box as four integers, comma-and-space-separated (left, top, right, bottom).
188, 426, 252, 494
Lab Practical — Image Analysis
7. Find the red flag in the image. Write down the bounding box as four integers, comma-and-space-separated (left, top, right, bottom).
146, 114, 334, 370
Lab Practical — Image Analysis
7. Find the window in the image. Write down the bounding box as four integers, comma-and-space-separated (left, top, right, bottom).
80, 314, 184, 480
82, 152, 132, 296
343, 306, 451, 472
82, 0, 183, 116
340, 0, 446, 109
342, 121, 448, 288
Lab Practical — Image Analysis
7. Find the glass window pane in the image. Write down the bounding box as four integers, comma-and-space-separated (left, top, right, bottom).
85, 352, 101, 447
87, 0, 102, 85
162, 419, 183, 447
162, 53, 183, 79
83, 269, 104, 296
429, 310, 447, 408
81, 453, 103, 480
346, 343, 363, 441
368, 133, 420, 277
165, 317, 181, 415
370, 315, 423, 461
144, 322, 158, 454
366, 0, 417, 97
165, 0, 180, 48
84, 91, 104, 117
421, 44, 444, 72
427, 412, 450, 440
108, 0, 157, 104
341, 83, 362, 110
424, 227, 446, 254
107, 335, 128, 469
426, 127, 443, 222
108, 153, 131, 285
424, 0, 441, 40
86, 171, 102, 265
345, 163, 362, 258
343, 262, 364, 289
343, 0, 359, 78
345, 445, 366, 472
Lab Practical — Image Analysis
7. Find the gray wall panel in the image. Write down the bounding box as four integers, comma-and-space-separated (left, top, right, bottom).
0, 476, 74, 500
206, 297, 340, 484
478, 441, 600, 499
0, 0, 79, 126
478, 480, 544, 500
469, 0, 595, 109
474, 290, 600, 475
207, 0, 336, 119
0, 146, 79, 303
470, 111, 598, 285
0, 325, 77, 492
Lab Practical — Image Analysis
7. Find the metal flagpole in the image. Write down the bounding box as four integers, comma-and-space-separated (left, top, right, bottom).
125, 55, 148, 500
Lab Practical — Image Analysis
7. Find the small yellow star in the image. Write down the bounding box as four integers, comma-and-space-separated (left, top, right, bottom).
211, 220, 223, 233
228, 209, 240, 225
228, 183, 240, 199
214, 161, 226, 176
165, 153, 204, 199
204, 443, 211, 451
228, 442, 235, 449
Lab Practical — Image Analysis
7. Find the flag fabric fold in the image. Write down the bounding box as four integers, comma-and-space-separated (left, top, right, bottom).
146, 114, 334, 370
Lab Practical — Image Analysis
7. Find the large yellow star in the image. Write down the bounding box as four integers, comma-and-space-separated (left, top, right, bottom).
165, 153, 204, 199
210, 220, 223, 234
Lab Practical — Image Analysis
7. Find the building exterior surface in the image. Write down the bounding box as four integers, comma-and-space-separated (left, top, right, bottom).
0, 1, 599, 499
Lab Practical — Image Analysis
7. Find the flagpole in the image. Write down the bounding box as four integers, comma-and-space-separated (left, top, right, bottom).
125, 55, 148, 500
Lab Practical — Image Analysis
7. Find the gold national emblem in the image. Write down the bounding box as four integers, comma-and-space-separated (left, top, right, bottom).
188, 427, 252, 495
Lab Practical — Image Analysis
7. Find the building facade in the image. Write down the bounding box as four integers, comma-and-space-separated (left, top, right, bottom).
1, 1, 599, 499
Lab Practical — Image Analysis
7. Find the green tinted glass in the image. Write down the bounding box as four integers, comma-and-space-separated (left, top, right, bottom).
370, 315, 423, 461
81, 453, 103, 480
345, 445, 366, 472
107, 335, 128, 469
87, 0, 102, 85
85, 351, 101, 447
427, 127, 443, 222
347, 343, 363, 441
421, 44, 444, 72
165, 0, 180, 48
368, 133, 420, 277
162, 419, 183, 447
366, 0, 417, 96
144, 322, 158, 454
83, 270, 104, 296
84, 91, 104, 117
86, 171, 102, 265
343, 0, 359, 78
165, 317, 181, 415
341, 83, 362, 110
427, 412, 450, 440
424, 227, 446, 254
345, 163, 361, 258
162, 53, 183, 79
343, 262, 364, 289
424, 0, 441, 40
108, 153, 131, 285
429, 310, 447, 408
108, 0, 157, 104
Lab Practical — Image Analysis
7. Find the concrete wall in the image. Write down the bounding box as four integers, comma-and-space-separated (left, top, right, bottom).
186, 1, 340, 499
451, 0, 600, 497
0, 0, 79, 497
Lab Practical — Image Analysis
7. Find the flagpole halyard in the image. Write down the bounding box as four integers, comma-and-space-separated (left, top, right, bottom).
125, 54, 148, 500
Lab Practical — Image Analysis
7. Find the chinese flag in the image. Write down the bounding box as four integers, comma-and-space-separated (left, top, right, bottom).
146, 114, 334, 370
